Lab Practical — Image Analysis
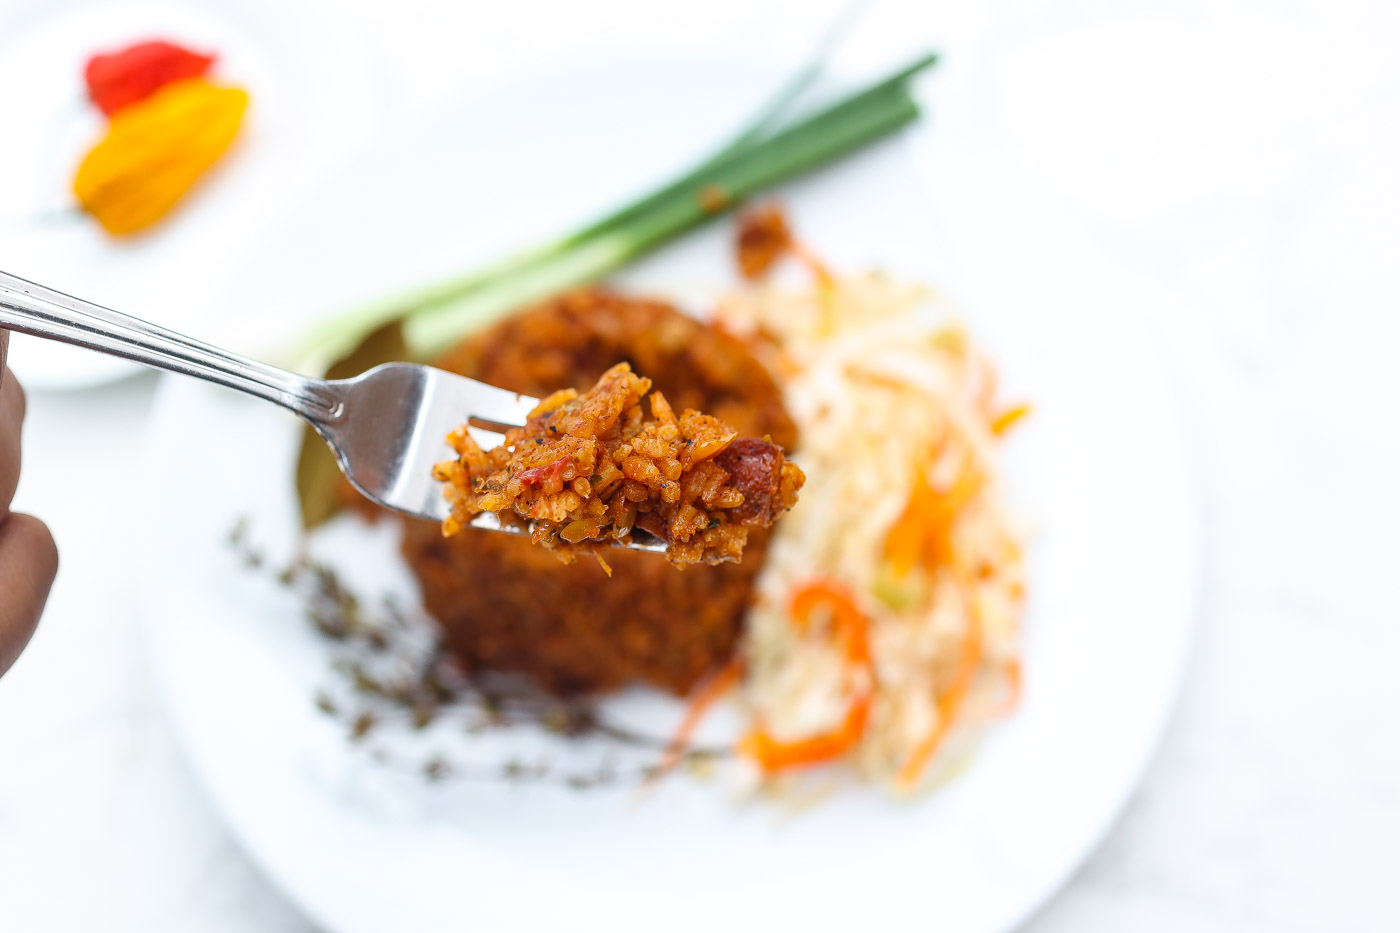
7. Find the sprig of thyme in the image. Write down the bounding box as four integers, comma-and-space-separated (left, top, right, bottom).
228, 518, 727, 789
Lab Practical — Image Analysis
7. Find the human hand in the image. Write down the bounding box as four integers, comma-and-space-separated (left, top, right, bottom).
0, 331, 58, 677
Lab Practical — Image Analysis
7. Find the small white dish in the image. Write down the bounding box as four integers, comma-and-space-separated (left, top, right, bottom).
0, 0, 384, 389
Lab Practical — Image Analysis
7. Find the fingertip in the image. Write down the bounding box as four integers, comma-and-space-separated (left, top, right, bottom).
10, 512, 59, 587
0, 512, 57, 677
2, 366, 24, 423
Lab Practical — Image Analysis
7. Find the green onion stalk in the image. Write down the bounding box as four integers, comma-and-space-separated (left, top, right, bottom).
297, 52, 938, 369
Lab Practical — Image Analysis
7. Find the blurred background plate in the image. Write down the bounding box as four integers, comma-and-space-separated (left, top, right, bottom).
136, 55, 1198, 933
0, 0, 384, 389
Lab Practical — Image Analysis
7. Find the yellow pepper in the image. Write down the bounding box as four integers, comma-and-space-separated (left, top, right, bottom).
73, 77, 248, 236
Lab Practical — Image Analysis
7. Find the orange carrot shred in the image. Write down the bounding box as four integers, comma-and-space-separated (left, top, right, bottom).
884, 473, 939, 577
995, 658, 1022, 718
884, 464, 983, 579
738, 579, 876, 773
924, 470, 983, 573
656, 659, 744, 776
788, 579, 871, 664
895, 578, 984, 789
991, 403, 1032, 436
739, 693, 871, 772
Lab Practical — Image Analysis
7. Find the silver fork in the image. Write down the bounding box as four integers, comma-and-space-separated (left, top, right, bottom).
0, 270, 664, 550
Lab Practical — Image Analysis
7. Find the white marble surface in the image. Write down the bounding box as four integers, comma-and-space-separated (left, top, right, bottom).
3, 0, 1399, 930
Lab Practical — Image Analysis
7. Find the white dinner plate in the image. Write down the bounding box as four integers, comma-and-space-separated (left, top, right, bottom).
0, 0, 382, 389
136, 55, 1198, 933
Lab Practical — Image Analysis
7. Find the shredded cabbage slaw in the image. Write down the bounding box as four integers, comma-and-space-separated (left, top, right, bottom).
711, 270, 1029, 792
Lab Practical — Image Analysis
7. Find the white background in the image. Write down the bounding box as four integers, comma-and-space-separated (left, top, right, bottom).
3, 0, 1399, 930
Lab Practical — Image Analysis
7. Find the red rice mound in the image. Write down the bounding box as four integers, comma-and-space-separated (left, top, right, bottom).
401, 289, 799, 696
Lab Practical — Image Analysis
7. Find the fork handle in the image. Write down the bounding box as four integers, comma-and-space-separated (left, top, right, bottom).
0, 270, 340, 422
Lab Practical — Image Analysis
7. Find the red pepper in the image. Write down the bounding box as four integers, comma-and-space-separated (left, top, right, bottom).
85, 40, 216, 116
